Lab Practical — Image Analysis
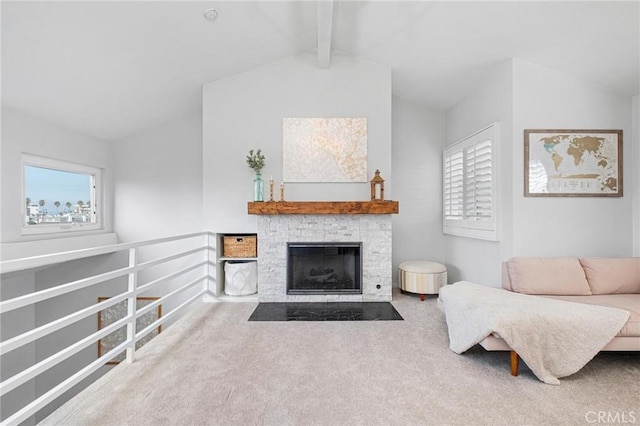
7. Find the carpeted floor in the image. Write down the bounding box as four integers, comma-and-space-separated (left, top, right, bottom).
42, 291, 640, 425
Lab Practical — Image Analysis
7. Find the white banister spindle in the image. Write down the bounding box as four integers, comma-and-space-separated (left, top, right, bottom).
125, 247, 138, 363
206, 232, 214, 293
202, 234, 216, 291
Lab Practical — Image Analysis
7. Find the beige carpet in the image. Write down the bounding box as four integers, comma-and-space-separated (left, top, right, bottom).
42, 291, 640, 425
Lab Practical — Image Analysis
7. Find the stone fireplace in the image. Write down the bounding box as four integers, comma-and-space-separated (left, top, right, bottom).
250, 201, 398, 302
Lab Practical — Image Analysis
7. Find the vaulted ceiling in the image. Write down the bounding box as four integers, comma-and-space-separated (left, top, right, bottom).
2, 1, 638, 141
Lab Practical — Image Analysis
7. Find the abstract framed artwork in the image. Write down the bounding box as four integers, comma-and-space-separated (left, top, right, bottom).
524, 129, 622, 197
97, 296, 162, 364
283, 117, 367, 183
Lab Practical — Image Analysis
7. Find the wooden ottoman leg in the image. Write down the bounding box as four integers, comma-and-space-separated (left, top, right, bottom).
510, 351, 519, 376
420, 294, 425, 301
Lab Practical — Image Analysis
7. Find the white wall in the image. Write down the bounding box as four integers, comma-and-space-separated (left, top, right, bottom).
202, 51, 392, 233
633, 95, 639, 256
391, 97, 446, 280
511, 59, 633, 257
444, 60, 514, 285
111, 110, 206, 332
0, 107, 113, 246
113, 111, 203, 242
443, 58, 635, 285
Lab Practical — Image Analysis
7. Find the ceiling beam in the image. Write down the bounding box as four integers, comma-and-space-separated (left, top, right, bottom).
317, 0, 334, 68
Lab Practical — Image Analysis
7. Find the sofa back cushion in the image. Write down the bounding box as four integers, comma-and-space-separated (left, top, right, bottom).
579, 258, 640, 294
506, 257, 592, 295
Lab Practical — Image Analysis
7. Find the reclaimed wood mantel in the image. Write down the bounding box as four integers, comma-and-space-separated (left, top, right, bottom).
247, 201, 399, 215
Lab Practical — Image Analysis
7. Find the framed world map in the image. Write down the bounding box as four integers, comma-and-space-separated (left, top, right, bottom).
524, 129, 622, 197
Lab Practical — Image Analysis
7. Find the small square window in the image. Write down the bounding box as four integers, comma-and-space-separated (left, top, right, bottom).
22, 154, 103, 235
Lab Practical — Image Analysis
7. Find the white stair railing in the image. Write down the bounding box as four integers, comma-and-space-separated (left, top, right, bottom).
0, 231, 216, 425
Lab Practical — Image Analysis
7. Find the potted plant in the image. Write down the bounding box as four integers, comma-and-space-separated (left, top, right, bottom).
246, 149, 266, 202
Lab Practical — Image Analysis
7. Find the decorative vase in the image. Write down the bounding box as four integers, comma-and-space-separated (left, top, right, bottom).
253, 172, 264, 202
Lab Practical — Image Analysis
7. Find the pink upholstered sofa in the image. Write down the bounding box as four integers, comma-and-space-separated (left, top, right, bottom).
480, 257, 640, 375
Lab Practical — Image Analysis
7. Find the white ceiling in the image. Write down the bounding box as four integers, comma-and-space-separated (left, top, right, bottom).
2, 1, 639, 141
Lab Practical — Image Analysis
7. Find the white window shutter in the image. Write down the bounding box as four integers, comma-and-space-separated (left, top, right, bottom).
465, 137, 492, 221
442, 124, 499, 241
444, 150, 464, 220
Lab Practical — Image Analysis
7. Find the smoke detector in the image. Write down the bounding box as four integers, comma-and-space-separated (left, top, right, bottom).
203, 8, 218, 21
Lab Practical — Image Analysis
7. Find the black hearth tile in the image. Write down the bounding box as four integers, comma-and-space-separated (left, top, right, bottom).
248, 302, 403, 321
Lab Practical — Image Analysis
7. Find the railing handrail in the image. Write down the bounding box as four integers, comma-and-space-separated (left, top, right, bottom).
0, 231, 215, 274
0, 231, 217, 425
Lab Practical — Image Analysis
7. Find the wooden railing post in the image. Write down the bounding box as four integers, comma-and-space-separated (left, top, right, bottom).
126, 247, 138, 363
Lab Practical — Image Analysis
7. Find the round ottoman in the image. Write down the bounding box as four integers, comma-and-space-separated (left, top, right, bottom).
399, 261, 447, 301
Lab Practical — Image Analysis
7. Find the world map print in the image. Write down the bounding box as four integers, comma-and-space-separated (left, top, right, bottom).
527, 131, 621, 195
283, 117, 367, 183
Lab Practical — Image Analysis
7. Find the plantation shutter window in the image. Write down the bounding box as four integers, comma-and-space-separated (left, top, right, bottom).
443, 150, 464, 221
442, 124, 499, 241
464, 138, 492, 220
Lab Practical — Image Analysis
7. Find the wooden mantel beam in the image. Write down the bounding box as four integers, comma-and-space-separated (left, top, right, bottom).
317, 0, 334, 68
248, 201, 399, 215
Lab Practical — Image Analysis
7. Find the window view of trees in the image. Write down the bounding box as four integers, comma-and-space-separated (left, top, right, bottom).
26, 197, 92, 225
23, 160, 97, 228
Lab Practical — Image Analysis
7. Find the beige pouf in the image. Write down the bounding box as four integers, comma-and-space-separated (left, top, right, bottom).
399, 261, 447, 301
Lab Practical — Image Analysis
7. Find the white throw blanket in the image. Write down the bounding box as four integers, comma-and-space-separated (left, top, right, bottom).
439, 282, 630, 385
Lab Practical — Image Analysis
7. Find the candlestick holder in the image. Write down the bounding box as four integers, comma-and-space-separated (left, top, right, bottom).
269, 178, 274, 202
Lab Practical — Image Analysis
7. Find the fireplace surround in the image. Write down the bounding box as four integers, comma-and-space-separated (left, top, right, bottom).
249, 201, 398, 302
255, 214, 393, 302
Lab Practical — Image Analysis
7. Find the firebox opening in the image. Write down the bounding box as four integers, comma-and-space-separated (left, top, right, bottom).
287, 242, 362, 295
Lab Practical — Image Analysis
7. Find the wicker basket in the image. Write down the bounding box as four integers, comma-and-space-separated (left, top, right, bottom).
223, 235, 257, 258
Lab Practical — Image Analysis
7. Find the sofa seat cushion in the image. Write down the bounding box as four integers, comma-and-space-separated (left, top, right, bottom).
579, 258, 640, 294
542, 294, 640, 337
507, 257, 592, 295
